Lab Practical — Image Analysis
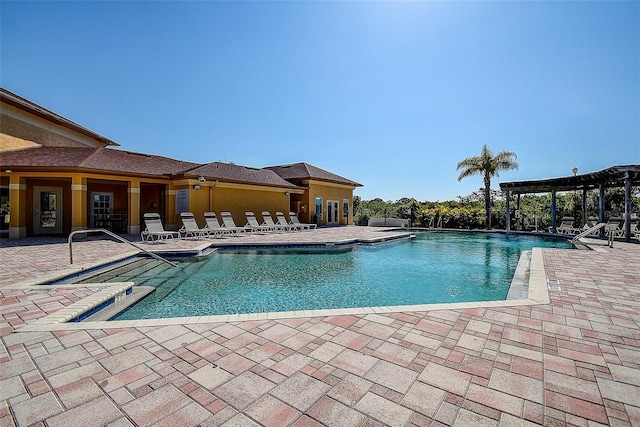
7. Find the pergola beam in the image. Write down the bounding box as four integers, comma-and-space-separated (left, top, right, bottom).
499, 165, 639, 242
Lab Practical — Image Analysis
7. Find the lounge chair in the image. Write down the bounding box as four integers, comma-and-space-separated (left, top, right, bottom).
581, 216, 601, 236
220, 211, 249, 235
261, 211, 288, 233
141, 213, 180, 242
551, 217, 579, 235
245, 212, 275, 234
203, 212, 230, 238
289, 211, 317, 230
179, 212, 209, 239
630, 216, 639, 240
275, 211, 298, 232
605, 216, 624, 238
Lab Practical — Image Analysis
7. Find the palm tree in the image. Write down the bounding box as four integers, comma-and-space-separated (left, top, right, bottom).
457, 144, 519, 229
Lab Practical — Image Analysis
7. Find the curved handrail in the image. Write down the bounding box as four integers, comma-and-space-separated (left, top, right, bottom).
571, 223, 606, 242
68, 229, 180, 268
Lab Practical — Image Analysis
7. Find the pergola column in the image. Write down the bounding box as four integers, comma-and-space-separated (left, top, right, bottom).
581, 188, 587, 226
551, 189, 557, 233
505, 190, 511, 232
624, 174, 632, 242
516, 193, 521, 231
599, 183, 605, 238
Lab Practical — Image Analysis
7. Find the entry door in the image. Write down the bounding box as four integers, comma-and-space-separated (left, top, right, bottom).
327, 200, 339, 225
33, 186, 62, 234
91, 192, 113, 228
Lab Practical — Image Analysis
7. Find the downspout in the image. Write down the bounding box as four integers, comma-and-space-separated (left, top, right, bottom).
209, 180, 218, 212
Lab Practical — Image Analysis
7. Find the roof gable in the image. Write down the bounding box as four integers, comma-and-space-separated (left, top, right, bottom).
1, 87, 120, 147
265, 162, 362, 187
188, 162, 301, 188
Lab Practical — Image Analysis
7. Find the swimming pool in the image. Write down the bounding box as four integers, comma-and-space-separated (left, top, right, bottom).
79, 232, 571, 320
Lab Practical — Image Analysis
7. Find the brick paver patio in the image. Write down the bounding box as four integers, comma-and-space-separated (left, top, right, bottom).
1, 228, 639, 426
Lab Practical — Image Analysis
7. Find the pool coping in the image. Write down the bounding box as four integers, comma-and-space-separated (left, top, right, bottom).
14, 247, 550, 332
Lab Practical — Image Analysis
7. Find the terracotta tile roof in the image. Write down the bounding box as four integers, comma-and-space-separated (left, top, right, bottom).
0, 146, 199, 177
265, 162, 362, 187
1, 87, 120, 147
188, 162, 301, 188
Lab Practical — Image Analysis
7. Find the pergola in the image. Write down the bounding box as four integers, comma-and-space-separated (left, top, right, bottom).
499, 165, 640, 243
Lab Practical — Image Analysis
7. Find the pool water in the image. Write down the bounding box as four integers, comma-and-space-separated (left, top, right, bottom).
97, 232, 572, 320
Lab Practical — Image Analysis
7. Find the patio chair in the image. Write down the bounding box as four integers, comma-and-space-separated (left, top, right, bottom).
141, 213, 180, 242
203, 212, 230, 238
551, 217, 579, 234
275, 211, 298, 232
245, 212, 275, 234
630, 215, 639, 240
261, 211, 288, 233
580, 216, 600, 237
289, 211, 317, 230
220, 211, 250, 235
179, 212, 209, 239
605, 216, 624, 238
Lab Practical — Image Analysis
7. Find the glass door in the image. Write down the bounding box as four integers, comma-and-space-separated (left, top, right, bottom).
327, 200, 339, 225
91, 192, 113, 229
33, 186, 62, 234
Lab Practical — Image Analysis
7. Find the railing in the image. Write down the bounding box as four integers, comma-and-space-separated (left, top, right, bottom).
68, 229, 180, 268
571, 223, 606, 242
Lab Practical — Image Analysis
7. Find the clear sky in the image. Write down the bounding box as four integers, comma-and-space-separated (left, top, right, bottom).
2, 1, 639, 201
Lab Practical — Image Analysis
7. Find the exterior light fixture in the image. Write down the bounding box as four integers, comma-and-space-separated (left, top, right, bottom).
193, 184, 201, 190
572, 167, 578, 176
198, 176, 206, 182
4, 170, 11, 174
285, 192, 290, 196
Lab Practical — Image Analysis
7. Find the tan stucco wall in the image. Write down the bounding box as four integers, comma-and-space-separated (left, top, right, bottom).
1, 107, 105, 148
307, 181, 355, 226
209, 185, 292, 226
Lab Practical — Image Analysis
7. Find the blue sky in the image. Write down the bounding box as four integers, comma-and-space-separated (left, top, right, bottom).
2, 1, 638, 201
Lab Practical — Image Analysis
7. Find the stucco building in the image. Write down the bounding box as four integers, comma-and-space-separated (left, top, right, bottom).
0, 88, 361, 238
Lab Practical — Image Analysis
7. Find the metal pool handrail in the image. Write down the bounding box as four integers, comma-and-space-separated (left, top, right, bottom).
68, 229, 180, 268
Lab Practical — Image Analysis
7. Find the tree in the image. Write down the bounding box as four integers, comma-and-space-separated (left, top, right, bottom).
456, 144, 519, 229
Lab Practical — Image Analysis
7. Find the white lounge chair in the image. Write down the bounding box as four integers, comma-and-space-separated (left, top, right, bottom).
221, 211, 249, 235
275, 211, 298, 232
605, 216, 624, 238
179, 212, 209, 239
289, 211, 317, 230
551, 217, 580, 235
245, 212, 275, 234
203, 212, 230, 238
581, 217, 601, 236
261, 212, 287, 233
141, 213, 180, 242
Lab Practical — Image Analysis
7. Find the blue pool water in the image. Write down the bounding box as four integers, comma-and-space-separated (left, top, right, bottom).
101, 232, 571, 320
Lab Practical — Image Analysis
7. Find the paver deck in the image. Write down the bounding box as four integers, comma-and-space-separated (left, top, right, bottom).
1, 227, 639, 426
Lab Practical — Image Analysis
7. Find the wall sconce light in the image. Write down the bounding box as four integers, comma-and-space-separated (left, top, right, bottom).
5, 170, 11, 174
198, 176, 206, 182
193, 184, 201, 190
284, 192, 290, 196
